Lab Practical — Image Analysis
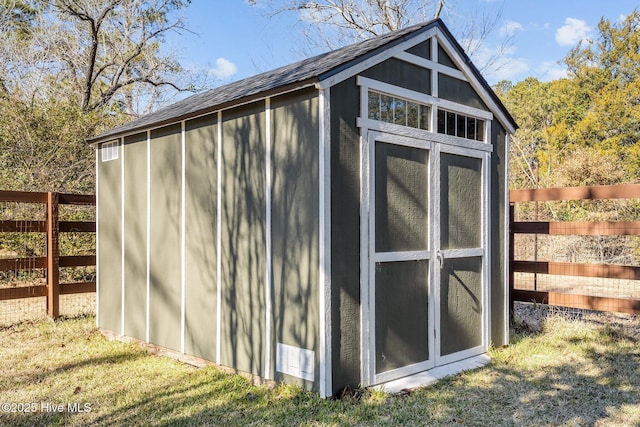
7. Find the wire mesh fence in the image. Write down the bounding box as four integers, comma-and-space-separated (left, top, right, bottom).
510, 185, 640, 315
0, 191, 95, 326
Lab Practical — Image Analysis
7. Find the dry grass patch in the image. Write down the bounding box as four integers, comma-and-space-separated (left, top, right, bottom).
0, 307, 639, 426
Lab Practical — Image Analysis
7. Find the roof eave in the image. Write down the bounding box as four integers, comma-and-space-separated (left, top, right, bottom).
87, 77, 320, 145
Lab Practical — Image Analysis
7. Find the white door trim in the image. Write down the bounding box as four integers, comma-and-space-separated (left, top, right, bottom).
362, 129, 491, 386
364, 130, 436, 386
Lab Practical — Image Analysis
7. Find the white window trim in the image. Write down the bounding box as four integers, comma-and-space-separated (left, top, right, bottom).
101, 141, 119, 162
358, 76, 493, 122
356, 117, 493, 153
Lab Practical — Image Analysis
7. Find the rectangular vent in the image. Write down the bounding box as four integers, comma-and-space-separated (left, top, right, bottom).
276, 343, 315, 381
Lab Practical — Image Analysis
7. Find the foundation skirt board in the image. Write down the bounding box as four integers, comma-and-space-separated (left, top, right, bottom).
276, 343, 315, 381
373, 354, 490, 394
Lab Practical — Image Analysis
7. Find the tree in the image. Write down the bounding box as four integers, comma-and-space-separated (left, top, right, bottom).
498, 11, 640, 190
563, 10, 640, 181
0, 0, 200, 192
1, 0, 197, 116
250, 0, 510, 73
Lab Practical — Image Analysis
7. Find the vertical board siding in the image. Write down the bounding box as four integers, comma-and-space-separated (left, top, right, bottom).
271, 89, 320, 390
436, 43, 458, 69
330, 77, 362, 395
405, 39, 432, 60
149, 124, 183, 352
221, 102, 267, 376
491, 122, 507, 345
97, 142, 122, 333
184, 115, 218, 361
123, 133, 148, 341
361, 58, 432, 96
437, 74, 488, 112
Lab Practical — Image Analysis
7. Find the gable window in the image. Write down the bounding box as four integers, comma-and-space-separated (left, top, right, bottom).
368, 90, 431, 131
436, 109, 484, 142
101, 141, 119, 162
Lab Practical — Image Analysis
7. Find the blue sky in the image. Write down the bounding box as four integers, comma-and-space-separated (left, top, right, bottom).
167, 1, 640, 87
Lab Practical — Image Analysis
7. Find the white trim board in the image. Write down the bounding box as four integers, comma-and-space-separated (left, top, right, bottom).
95, 148, 100, 328
120, 137, 125, 337
357, 76, 493, 121
180, 120, 186, 354
393, 51, 466, 81
503, 133, 511, 346
318, 87, 332, 398
434, 29, 517, 135
374, 354, 490, 394
146, 130, 151, 343
356, 118, 492, 153
317, 27, 438, 89
216, 111, 223, 365
264, 97, 273, 380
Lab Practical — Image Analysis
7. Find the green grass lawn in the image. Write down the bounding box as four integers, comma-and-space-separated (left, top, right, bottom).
0, 308, 639, 426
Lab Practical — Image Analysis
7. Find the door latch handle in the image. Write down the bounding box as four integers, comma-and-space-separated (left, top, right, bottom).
436, 251, 444, 269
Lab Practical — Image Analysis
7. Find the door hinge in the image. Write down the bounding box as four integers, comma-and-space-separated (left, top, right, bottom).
433, 329, 437, 339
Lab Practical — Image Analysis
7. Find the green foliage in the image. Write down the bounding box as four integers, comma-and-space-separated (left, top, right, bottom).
0, 0, 197, 193
498, 10, 640, 193
0, 97, 123, 192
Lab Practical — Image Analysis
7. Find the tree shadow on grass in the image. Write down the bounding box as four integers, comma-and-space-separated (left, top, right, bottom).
3, 315, 639, 427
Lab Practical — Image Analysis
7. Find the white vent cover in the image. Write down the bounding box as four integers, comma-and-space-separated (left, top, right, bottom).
276, 343, 315, 381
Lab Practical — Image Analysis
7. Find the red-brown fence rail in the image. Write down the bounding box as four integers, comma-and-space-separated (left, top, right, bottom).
0, 190, 95, 319
509, 184, 640, 315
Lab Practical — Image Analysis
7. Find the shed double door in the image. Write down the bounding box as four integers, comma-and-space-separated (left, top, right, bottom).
364, 131, 488, 386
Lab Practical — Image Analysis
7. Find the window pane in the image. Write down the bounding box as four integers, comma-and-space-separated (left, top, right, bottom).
466, 117, 477, 140
380, 94, 393, 123
407, 102, 419, 129
437, 109, 446, 134
446, 111, 456, 136
419, 105, 430, 130
456, 114, 466, 138
368, 91, 381, 121
476, 119, 485, 141
393, 98, 407, 126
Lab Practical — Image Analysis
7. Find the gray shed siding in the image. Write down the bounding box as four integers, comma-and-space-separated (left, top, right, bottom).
149, 124, 182, 352
271, 89, 320, 389
329, 39, 509, 394
361, 58, 432, 95
97, 144, 122, 334
330, 76, 362, 395
123, 132, 148, 341
490, 122, 508, 346
94, 20, 515, 397
184, 115, 218, 361
220, 102, 267, 376
97, 91, 323, 389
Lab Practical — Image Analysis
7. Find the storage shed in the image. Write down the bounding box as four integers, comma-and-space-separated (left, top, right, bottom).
88, 18, 517, 397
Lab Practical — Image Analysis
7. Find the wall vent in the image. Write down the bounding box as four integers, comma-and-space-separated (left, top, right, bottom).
276, 343, 314, 381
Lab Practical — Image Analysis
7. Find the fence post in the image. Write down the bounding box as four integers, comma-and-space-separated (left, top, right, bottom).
508, 203, 515, 320
46, 192, 60, 319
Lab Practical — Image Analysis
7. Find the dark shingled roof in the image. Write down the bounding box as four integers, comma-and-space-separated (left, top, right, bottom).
88, 18, 515, 144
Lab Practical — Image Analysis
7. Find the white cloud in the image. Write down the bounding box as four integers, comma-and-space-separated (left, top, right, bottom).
555, 18, 592, 46
538, 61, 567, 81
469, 44, 530, 83
500, 20, 523, 37
208, 57, 237, 80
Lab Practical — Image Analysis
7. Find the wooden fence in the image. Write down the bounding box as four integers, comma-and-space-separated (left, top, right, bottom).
0, 190, 95, 318
509, 184, 640, 315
